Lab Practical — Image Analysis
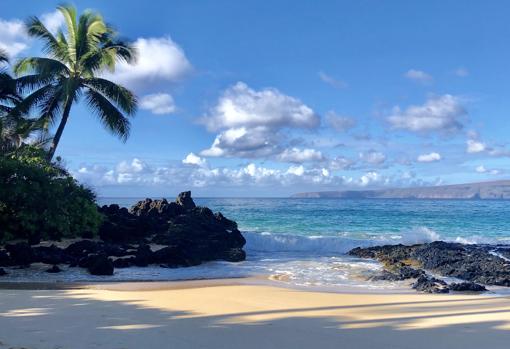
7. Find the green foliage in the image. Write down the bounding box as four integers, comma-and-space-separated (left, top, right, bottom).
0, 146, 102, 243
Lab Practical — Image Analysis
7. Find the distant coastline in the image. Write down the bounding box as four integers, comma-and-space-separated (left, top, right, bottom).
292, 179, 510, 199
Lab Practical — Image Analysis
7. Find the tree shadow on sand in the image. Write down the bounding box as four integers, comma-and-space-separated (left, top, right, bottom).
1, 287, 510, 349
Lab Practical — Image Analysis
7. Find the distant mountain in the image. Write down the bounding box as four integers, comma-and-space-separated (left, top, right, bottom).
291, 180, 510, 199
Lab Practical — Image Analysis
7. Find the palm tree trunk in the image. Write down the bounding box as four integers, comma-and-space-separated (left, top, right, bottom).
47, 98, 72, 161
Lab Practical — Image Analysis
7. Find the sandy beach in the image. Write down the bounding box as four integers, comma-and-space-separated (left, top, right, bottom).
1, 279, 509, 349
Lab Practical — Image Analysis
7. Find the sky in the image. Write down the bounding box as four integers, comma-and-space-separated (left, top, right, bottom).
1, 0, 510, 197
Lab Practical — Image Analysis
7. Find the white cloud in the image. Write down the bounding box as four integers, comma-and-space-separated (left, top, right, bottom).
466, 139, 486, 153
200, 82, 319, 159
359, 150, 386, 165
0, 18, 29, 58
287, 165, 305, 176
318, 71, 347, 89
387, 95, 466, 134
278, 148, 324, 163
104, 36, 192, 90
329, 156, 353, 170
359, 171, 382, 186
73, 157, 434, 192
41, 10, 65, 35
140, 93, 176, 115
202, 82, 319, 131
404, 69, 433, 84
417, 152, 441, 163
182, 152, 206, 167
0, 10, 64, 59
326, 111, 356, 132
475, 165, 500, 175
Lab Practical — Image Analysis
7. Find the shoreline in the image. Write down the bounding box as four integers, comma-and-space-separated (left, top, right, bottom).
0, 275, 505, 296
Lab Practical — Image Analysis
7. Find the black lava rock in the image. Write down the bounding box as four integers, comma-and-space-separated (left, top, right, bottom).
5, 243, 34, 266
449, 282, 487, 292
45, 265, 62, 273
412, 275, 449, 293
86, 255, 114, 275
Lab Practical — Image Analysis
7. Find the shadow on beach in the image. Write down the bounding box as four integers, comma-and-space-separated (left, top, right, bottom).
1, 284, 510, 349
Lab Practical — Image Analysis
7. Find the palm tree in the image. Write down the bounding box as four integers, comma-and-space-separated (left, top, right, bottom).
1, 49, 51, 153
0, 49, 20, 114
13, 4, 137, 160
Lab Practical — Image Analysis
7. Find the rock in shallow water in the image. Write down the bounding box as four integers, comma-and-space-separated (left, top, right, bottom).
412, 275, 449, 293
449, 282, 487, 292
349, 241, 510, 287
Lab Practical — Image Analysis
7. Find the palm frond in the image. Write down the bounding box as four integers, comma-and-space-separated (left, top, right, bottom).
25, 16, 68, 62
84, 88, 131, 141
83, 77, 137, 114
14, 57, 70, 77
0, 49, 8, 64
14, 74, 56, 94
57, 4, 78, 62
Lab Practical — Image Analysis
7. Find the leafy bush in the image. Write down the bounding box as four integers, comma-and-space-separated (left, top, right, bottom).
0, 146, 102, 243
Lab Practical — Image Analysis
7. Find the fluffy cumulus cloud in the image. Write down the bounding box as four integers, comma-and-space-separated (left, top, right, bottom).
140, 93, 176, 115
72, 157, 432, 193
318, 71, 348, 89
0, 10, 65, 59
326, 111, 357, 132
103, 36, 192, 90
277, 147, 324, 163
182, 152, 207, 167
386, 95, 466, 134
417, 152, 441, 163
40, 10, 65, 34
466, 139, 486, 153
404, 69, 433, 84
0, 17, 29, 58
200, 82, 320, 160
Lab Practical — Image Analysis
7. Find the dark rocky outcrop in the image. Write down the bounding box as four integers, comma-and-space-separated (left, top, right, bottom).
370, 266, 425, 282
176, 191, 196, 211
45, 265, 62, 273
349, 241, 510, 289
0, 191, 246, 277
449, 282, 487, 292
5, 243, 34, 266
86, 254, 114, 275
412, 275, 449, 293
0, 250, 10, 266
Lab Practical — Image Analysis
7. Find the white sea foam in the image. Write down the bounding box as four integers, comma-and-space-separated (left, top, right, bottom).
244, 226, 445, 255
244, 226, 507, 256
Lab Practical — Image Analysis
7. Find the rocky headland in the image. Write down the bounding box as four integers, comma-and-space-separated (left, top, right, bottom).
349, 241, 510, 293
0, 191, 246, 277
293, 180, 510, 199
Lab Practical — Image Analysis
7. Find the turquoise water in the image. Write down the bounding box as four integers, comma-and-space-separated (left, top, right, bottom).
100, 198, 510, 244
35, 197, 501, 289
5, 198, 510, 287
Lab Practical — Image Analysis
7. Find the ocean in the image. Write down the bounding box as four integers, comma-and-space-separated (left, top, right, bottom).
5, 198, 510, 289
96, 198, 510, 289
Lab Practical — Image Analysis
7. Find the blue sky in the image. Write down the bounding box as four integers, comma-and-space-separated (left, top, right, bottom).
1, 1, 510, 197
